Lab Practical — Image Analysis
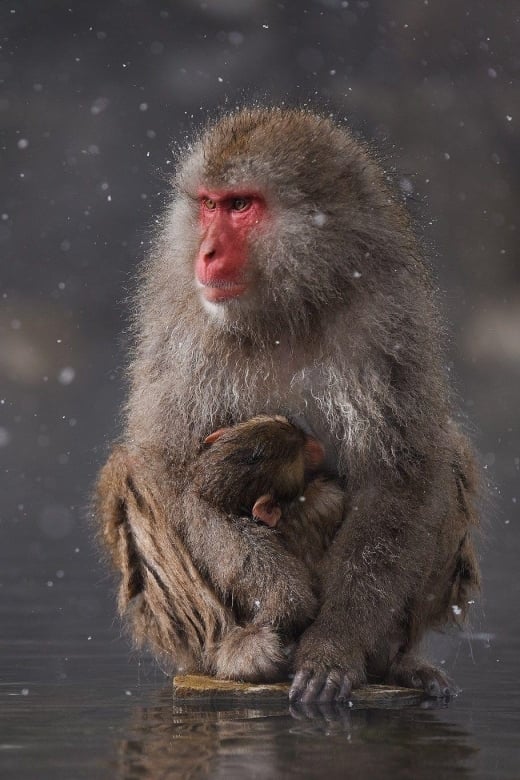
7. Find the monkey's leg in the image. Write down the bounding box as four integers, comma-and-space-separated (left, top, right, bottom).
383, 449, 481, 698
383, 482, 480, 699
96, 446, 236, 673
182, 496, 318, 630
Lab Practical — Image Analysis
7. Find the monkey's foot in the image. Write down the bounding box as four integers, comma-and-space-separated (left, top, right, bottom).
387, 654, 459, 699
214, 625, 287, 683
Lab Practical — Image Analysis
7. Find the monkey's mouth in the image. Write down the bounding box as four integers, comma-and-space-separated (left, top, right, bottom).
197, 280, 248, 303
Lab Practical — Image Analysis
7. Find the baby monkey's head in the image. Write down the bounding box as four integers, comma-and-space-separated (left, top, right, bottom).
197, 415, 325, 527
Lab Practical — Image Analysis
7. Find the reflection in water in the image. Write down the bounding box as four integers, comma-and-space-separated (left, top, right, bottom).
117, 692, 288, 779
4, 639, 520, 778
115, 690, 477, 780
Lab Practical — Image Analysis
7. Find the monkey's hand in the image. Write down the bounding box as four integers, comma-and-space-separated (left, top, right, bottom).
214, 625, 288, 683
289, 628, 366, 704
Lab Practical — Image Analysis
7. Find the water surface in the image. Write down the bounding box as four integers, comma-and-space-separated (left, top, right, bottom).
1, 571, 518, 780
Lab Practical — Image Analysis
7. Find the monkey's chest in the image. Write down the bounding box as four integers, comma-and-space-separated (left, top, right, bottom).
228, 349, 343, 475
272, 371, 340, 476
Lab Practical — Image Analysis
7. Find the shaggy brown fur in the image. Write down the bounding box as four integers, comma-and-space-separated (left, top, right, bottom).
96, 107, 480, 701
97, 432, 343, 680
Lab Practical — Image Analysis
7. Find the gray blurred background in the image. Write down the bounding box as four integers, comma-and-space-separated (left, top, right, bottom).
1, 0, 519, 662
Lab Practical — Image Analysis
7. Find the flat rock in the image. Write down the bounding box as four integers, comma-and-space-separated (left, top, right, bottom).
173, 674, 424, 707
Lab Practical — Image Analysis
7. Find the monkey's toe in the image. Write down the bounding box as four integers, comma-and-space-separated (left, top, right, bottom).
421, 669, 459, 699
389, 657, 459, 699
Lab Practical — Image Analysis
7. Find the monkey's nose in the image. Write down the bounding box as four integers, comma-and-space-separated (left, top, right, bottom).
200, 226, 229, 264
200, 238, 217, 263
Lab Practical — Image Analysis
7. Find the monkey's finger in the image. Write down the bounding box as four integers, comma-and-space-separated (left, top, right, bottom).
291, 668, 353, 703
336, 674, 353, 702
289, 670, 312, 702
300, 672, 329, 704
443, 683, 460, 698
318, 670, 343, 703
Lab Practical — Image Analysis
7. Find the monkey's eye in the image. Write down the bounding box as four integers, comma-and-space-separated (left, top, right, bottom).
230, 197, 251, 212
243, 452, 263, 465
203, 198, 217, 211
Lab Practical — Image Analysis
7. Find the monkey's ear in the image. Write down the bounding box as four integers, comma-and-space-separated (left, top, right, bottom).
304, 437, 326, 470
252, 494, 282, 528
204, 428, 232, 446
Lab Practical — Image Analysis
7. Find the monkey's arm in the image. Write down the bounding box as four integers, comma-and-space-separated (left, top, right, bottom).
290, 476, 441, 703
180, 491, 318, 634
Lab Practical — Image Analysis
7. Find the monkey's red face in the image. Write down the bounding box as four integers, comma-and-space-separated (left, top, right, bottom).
195, 189, 266, 304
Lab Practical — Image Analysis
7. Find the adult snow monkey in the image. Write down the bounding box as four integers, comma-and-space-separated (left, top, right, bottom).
96, 108, 480, 704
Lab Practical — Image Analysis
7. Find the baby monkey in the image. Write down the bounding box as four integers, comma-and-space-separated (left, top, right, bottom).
199, 415, 327, 528
194, 416, 344, 580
